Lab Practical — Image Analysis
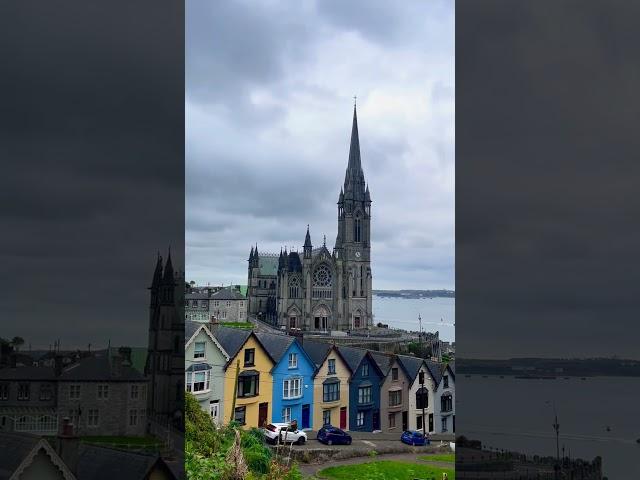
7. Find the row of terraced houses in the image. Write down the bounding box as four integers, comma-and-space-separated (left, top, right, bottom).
185, 321, 454, 434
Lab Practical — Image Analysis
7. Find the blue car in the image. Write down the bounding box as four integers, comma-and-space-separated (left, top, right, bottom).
317, 425, 352, 445
401, 430, 429, 446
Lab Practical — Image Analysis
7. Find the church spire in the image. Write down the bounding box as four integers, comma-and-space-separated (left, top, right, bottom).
304, 225, 312, 259
347, 103, 361, 173
344, 102, 366, 200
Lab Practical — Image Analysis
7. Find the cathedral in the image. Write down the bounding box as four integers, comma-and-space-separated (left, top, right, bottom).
247, 105, 373, 332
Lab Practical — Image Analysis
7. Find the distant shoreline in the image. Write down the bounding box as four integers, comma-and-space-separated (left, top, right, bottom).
373, 289, 455, 299
457, 357, 640, 377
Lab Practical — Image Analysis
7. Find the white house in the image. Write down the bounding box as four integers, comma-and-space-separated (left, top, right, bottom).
434, 362, 455, 434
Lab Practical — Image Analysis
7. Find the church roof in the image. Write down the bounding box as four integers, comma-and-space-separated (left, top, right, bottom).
257, 254, 279, 277
211, 287, 245, 300
288, 252, 302, 272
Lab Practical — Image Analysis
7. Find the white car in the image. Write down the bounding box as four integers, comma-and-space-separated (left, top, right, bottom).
261, 423, 307, 445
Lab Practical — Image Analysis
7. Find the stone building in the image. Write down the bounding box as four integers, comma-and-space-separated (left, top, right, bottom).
145, 251, 185, 429
185, 287, 247, 323
247, 106, 373, 332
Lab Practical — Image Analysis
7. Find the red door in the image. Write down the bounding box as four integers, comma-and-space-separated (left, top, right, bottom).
339, 407, 347, 429
258, 402, 268, 428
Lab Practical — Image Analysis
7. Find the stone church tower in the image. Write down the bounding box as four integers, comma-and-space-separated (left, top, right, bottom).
334, 104, 373, 330
250, 105, 373, 332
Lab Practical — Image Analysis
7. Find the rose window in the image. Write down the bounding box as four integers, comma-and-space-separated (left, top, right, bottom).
313, 265, 332, 287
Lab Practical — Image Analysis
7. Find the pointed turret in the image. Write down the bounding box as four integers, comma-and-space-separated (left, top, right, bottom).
303, 225, 312, 259
338, 187, 344, 204
151, 252, 163, 288
365, 183, 371, 203
250, 246, 254, 261
343, 104, 366, 201
163, 248, 174, 283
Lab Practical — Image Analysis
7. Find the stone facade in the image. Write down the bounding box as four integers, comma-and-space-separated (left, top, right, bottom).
248, 106, 373, 332
185, 287, 247, 323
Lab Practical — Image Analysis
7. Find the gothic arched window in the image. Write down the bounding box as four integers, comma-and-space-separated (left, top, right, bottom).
354, 215, 361, 243
312, 264, 333, 299
289, 276, 300, 298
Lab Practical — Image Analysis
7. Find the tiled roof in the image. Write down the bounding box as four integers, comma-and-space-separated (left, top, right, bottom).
185, 320, 202, 342
76, 444, 175, 480
58, 354, 145, 382
369, 351, 394, 376
335, 345, 368, 373
299, 339, 332, 368
257, 255, 279, 276
0, 366, 56, 381
424, 359, 443, 386
396, 355, 425, 383
0, 432, 40, 479
185, 292, 210, 300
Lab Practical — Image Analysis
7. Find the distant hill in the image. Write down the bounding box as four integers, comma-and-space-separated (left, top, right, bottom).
373, 289, 455, 299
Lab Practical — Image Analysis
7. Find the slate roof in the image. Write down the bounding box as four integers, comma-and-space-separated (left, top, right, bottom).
369, 351, 394, 376
0, 366, 56, 381
76, 444, 175, 480
185, 292, 210, 300
58, 353, 145, 382
299, 339, 332, 368
335, 345, 368, 374
210, 325, 252, 361
257, 255, 279, 276
396, 355, 425, 383
288, 252, 302, 272
211, 287, 245, 301
255, 332, 294, 365
447, 361, 455, 378
185, 320, 202, 342
0, 432, 40, 480
424, 359, 443, 386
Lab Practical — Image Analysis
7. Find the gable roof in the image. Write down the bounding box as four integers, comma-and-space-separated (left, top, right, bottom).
396, 355, 426, 384
299, 339, 332, 368
369, 351, 394, 376
211, 287, 245, 301
0, 433, 75, 480
424, 359, 444, 386
185, 321, 229, 360
446, 361, 455, 378
58, 354, 145, 382
210, 325, 252, 364
337, 346, 384, 379
254, 332, 294, 365
76, 444, 175, 480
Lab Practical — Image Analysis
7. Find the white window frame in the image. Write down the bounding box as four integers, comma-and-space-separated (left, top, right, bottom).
130, 384, 139, 400
88, 409, 99, 427
97, 384, 109, 399
282, 407, 291, 423
129, 409, 138, 426
362, 364, 369, 376
194, 341, 206, 359
69, 384, 81, 400
186, 369, 211, 393
356, 411, 365, 427
282, 377, 302, 399
442, 417, 448, 432
226, 301, 231, 307
288, 353, 297, 369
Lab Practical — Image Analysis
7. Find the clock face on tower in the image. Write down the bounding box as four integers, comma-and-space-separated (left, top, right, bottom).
355, 251, 361, 258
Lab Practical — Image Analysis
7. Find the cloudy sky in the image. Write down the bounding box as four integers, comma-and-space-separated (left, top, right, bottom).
186, 0, 454, 291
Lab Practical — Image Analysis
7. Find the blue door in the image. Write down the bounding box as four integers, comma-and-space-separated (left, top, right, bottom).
301, 404, 310, 429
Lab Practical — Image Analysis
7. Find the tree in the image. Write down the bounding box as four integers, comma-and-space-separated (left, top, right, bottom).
11, 336, 25, 351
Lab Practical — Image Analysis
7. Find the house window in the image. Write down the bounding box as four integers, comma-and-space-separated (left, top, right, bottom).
240, 301, 244, 307
322, 409, 331, 426
389, 390, 402, 407
17, 383, 30, 401
237, 373, 259, 398
244, 349, 255, 366
356, 411, 365, 427
0, 383, 8, 400
97, 384, 109, 399
88, 409, 99, 427
288, 353, 297, 369
418, 371, 425, 385
69, 385, 81, 400
282, 407, 291, 424
442, 417, 448, 432
327, 359, 336, 375
441, 394, 453, 412
221, 310, 227, 319
131, 385, 139, 399
358, 386, 372, 404
213, 301, 219, 307
129, 409, 138, 426
362, 364, 369, 377
194, 342, 206, 359
226, 301, 231, 307
234, 406, 246, 425
283, 377, 302, 399
416, 387, 428, 409
443, 375, 449, 388
389, 413, 396, 428
417, 415, 423, 430
323, 382, 340, 402
141, 385, 147, 400
186, 369, 211, 393
39, 385, 52, 401
391, 368, 398, 381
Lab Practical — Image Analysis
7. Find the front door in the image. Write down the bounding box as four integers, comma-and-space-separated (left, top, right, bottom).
339, 407, 347, 429
210, 401, 220, 424
428, 413, 434, 432
301, 404, 310, 429
402, 411, 408, 431
258, 402, 268, 428
372, 410, 380, 431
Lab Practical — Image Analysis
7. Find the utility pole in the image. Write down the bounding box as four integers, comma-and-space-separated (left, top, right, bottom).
420, 372, 426, 436
552, 407, 560, 479
229, 359, 240, 423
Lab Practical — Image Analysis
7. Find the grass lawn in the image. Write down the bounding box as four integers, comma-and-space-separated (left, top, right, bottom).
219, 321, 253, 329
317, 460, 455, 480
420, 453, 455, 463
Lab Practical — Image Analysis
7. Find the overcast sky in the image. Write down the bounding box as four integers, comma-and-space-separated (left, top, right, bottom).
186, 0, 454, 291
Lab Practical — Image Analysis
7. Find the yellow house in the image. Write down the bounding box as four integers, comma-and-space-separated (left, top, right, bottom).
305, 341, 352, 430
221, 331, 274, 428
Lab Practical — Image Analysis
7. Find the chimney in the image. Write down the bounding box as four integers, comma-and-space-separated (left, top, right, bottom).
118, 347, 132, 367
57, 417, 80, 475
54, 355, 64, 377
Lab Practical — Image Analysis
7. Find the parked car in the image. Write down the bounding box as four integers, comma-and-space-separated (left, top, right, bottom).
279, 424, 307, 445
317, 425, 352, 446
400, 430, 429, 446
261, 423, 290, 444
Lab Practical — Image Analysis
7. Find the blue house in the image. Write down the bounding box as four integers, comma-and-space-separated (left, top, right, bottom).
256, 332, 316, 430
339, 346, 385, 432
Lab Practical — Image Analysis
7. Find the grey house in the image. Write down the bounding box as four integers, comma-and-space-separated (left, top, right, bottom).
372, 353, 411, 433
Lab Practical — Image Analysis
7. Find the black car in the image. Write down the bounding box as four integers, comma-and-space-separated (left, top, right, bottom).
317, 425, 352, 445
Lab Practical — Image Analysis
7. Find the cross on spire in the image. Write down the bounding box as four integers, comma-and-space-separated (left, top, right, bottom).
353, 95, 357, 107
